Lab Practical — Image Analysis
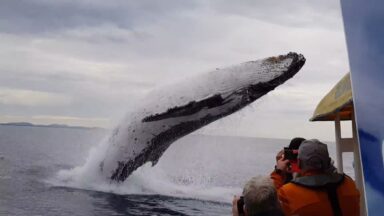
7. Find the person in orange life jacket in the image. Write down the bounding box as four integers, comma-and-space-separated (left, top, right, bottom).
273, 137, 306, 187
232, 176, 284, 216
271, 139, 360, 216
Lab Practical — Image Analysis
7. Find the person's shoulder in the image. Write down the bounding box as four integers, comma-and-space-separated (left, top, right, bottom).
340, 174, 360, 193
341, 174, 358, 187
279, 181, 303, 194
278, 181, 322, 210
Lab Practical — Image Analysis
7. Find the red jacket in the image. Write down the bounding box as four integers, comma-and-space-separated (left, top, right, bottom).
271, 171, 360, 216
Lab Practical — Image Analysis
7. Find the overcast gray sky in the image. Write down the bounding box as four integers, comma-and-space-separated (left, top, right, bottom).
0, 0, 351, 141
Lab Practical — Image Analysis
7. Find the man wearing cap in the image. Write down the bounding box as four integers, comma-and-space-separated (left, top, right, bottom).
272, 137, 306, 188
271, 139, 360, 216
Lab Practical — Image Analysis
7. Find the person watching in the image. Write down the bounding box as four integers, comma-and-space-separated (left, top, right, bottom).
232, 176, 283, 216
271, 139, 360, 216
273, 137, 306, 187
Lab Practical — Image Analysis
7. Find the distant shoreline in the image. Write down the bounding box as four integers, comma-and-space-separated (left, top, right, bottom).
0, 122, 104, 130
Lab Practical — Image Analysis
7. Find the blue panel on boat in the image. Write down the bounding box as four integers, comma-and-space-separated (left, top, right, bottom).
340, 1, 384, 215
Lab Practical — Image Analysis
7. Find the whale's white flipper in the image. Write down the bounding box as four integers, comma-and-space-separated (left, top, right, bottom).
100, 52, 306, 182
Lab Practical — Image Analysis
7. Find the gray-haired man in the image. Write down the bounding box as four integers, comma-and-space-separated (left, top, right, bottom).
232, 176, 283, 216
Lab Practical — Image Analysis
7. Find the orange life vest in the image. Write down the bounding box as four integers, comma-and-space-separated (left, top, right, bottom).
271, 171, 360, 216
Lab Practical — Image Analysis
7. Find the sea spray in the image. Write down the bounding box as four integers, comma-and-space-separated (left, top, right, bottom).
55, 136, 112, 190
51, 134, 245, 203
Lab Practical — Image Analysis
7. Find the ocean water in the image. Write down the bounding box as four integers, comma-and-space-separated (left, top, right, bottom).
0, 125, 353, 216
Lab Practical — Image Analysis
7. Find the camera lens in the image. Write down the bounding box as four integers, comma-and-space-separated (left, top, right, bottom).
237, 196, 245, 214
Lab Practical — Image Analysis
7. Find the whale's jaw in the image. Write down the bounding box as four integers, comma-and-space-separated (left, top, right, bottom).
101, 52, 306, 182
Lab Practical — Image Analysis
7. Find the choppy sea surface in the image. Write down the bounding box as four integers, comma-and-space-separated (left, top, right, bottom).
0, 125, 353, 216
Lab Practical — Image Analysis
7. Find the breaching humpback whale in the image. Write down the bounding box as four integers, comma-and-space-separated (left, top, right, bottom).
100, 52, 306, 182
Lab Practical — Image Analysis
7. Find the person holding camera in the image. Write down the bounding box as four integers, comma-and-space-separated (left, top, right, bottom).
272, 137, 306, 188
271, 139, 360, 216
232, 176, 283, 216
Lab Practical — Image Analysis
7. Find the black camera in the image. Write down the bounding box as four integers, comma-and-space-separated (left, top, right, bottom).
284, 147, 298, 160
237, 196, 245, 214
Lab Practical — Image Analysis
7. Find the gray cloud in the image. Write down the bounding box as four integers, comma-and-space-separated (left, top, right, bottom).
0, 0, 341, 36
0, 0, 199, 34
206, 0, 341, 29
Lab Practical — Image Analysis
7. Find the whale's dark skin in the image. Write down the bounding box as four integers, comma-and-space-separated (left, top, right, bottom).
100, 52, 306, 182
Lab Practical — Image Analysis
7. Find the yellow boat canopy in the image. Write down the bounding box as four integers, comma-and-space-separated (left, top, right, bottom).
310, 73, 353, 121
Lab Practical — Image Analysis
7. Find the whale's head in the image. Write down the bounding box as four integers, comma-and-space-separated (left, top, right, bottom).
232, 52, 305, 102
211, 52, 305, 99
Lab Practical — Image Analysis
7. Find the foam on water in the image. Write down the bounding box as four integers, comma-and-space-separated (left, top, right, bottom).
50, 134, 243, 203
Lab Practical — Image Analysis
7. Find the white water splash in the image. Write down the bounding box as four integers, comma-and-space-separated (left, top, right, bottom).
49, 135, 245, 203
